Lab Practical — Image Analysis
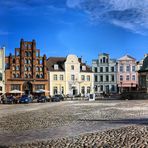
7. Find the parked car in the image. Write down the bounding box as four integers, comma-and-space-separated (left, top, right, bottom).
37, 96, 49, 103
51, 94, 64, 102
2, 96, 14, 104
19, 95, 32, 104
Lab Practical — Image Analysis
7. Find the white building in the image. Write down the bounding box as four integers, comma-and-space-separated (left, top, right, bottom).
0, 47, 5, 94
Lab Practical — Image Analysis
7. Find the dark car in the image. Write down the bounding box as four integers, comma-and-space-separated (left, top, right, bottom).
2, 96, 14, 104
19, 95, 32, 104
37, 96, 49, 103
51, 95, 64, 102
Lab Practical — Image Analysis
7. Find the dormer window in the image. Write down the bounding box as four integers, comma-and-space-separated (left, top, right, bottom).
82, 66, 86, 71
54, 64, 59, 70
71, 65, 74, 70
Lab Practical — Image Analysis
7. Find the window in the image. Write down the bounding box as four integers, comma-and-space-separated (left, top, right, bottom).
111, 75, 114, 81
28, 59, 31, 64
132, 66, 135, 72
25, 51, 28, 57
81, 75, 85, 81
35, 84, 45, 90
81, 86, 85, 94
36, 51, 39, 57
40, 74, 43, 78
0, 73, 2, 81
87, 87, 91, 93
82, 66, 86, 71
126, 65, 130, 72
100, 85, 103, 91
120, 65, 123, 72
103, 57, 106, 63
12, 66, 15, 71
54, 64, 59, 70
53, 74, 57, 80
95, 85, 98, 91
106, 75, 109, 82
126, 75, 130, 81
87, 75, 90, 81
36, 67, 39, 71
28, 67, 31, 71
25, 66, 27, 71
53, 87, 58, 95
28, 74, 32, 78
60, 75, 64, 81
100, 67, 103, 72
40, 67, 43, 72
61, 86, 64, 94
100, 59, 102, 63
106, 67, 109, 72
25, 59, 27, 64
111, 67, 114, 72
120, 75, 123, 81
94, 67, 97, 72
13, 73, 16, 78
16, 66, 19, 71
0, 86, 2, 91
95, 75, 98, 82
106, 58, 109, 63
16, 73, 19, 78
25, 74, 28, 78
100, 75, 103, 82
71, 65, 74, 70
111, 85, 115, 91
11, 84, 20, 90
36, 74, 40, 78
132, 75, 136, 81
71, 75, 75, 81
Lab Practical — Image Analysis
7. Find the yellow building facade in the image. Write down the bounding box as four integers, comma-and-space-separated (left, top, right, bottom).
0, 47, 5, 94
47, 55, 94, 96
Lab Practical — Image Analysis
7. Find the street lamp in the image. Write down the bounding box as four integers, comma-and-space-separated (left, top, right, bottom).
120, 82, 123, 93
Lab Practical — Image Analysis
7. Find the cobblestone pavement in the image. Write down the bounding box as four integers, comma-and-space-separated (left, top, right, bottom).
0, 100, 148, 147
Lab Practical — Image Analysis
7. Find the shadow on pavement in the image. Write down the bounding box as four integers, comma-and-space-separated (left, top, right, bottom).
78, 118, 148, 125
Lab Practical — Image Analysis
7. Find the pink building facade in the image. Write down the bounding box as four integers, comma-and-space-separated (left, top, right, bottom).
117, 55, 138, 92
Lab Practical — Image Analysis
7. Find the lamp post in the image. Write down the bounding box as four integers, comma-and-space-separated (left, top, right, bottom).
120, 82, 123, 93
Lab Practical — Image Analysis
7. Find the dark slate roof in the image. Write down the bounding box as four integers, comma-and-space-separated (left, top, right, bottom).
47, 57, 92, 72
47, 57, 66, 71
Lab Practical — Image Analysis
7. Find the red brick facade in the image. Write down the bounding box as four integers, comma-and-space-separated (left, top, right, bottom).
5, 39, 49, 95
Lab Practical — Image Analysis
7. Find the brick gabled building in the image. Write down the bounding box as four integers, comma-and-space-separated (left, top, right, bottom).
5, 39, 48, 95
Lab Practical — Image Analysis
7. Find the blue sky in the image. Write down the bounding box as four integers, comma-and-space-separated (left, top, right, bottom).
0, 0, 148, 64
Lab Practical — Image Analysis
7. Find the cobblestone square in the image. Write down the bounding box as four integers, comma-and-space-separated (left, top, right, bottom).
1, 100, 148, 147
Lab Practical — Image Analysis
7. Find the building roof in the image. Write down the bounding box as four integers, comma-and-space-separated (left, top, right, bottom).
47, 56, 92, 72
139, 55, 148, 72
118, 55, 136, 61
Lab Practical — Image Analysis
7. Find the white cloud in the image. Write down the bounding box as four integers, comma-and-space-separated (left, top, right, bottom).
66, 0, 148, 35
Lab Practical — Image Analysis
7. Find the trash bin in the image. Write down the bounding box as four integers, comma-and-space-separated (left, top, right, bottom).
89, 94, 95, 101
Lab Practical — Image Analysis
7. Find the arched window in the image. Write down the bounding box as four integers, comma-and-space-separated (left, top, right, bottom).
28, 67, 31, 71
36, 67, 39, 71
40, 74, 43, 78
40, 67, 43, 71
36, 74, 40, 78
25, 59, 28, 64
28, 74, 32, 78
16, 66, 19, 71
12, 66, 15, 71
28, 59, 31, 64
16, 73, 19, 78
25, 66, 27, 71
13, 73, 16, 78
25, 74, 28, 78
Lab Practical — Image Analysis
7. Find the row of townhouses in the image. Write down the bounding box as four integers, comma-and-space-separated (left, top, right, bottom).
0, 39, 148, 97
